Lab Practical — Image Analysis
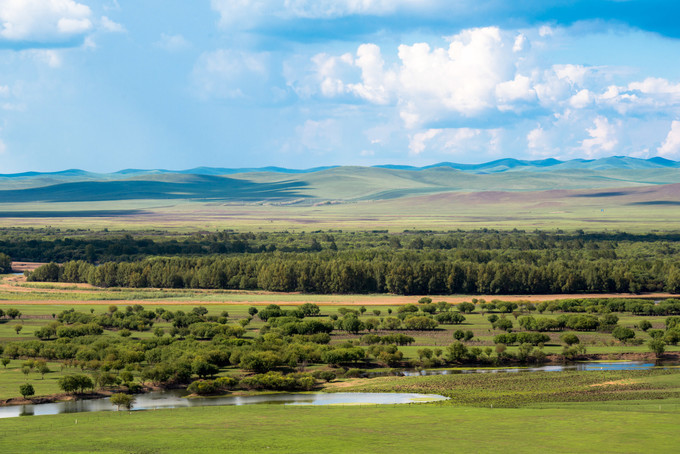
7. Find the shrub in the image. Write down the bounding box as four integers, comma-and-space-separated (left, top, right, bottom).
240, 372, 315, 391
402, 316, 438, 331
560, 333, 580, 346
612, 326, 635, 343
435, 312, 466, 325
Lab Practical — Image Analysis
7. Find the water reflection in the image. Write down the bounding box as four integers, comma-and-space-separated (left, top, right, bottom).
401, 361, 665, 376
0, 392, 448, 419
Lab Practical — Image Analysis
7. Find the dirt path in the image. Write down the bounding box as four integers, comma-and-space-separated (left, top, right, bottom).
2, 292, 673, 306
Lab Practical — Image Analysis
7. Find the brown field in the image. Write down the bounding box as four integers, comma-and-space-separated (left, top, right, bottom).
2, 292, 672, 307
10, 262, 46, 272
0, 182, 679, 232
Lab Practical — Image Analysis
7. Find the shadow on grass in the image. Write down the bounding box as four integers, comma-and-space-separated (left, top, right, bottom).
0, 175, 309, 203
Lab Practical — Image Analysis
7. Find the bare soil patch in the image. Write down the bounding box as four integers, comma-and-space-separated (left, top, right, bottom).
323, 378, 373, 389
590, 379, 638, 388
10, 262, 46, 272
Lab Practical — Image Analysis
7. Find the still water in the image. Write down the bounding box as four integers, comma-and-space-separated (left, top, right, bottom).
400, 361, 669, 376
0, 392, 449, 419
1, 361, 672, 419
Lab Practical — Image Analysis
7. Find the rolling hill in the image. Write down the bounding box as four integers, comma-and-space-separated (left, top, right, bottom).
0, 156, 678, 204
0, 156, 678, 232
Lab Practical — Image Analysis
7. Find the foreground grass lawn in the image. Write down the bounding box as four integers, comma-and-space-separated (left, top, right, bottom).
0, 402, 677, 453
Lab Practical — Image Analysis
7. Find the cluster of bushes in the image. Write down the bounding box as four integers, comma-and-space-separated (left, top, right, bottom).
240, 372, 316, 391
493, 332, 551, 346
512, 298, 680, 316
187, 376, 238, 395
360, 333, 415, 346
0, 308, 22, 320
516, 314, 613, 332
365, 344, 404, 366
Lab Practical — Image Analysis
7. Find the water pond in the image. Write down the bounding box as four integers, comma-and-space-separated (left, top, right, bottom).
2, 361, 675, 419
400, 361, 674, 376
0, 392, 449, 419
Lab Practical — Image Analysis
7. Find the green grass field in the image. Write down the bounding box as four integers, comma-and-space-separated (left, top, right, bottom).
0, 397, 678, 453
2, 288, 680, 453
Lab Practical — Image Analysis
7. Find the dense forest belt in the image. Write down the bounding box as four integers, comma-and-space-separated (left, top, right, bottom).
7, 228, 680, 295
2, 227, 680, 263
25, 252, 680, 295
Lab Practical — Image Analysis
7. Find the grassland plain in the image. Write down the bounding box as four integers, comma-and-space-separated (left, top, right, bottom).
1, 182, 680, 232
0, 195, 677, 232
0, 397, 678, 453
1, 294, 680, 401
2, 279, 680, 452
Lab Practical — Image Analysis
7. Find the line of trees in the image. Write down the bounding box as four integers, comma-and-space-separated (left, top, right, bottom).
27, 253, 680, 295
3, 227, 680, 263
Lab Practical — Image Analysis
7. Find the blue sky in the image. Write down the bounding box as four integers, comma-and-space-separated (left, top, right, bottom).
1, 0, 680, 172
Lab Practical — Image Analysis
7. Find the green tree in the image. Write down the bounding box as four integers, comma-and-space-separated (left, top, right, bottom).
192, 359, 219, 379
446, 341, 469, 363
341, 315, 364, 334
37, 362, 50, 379
493, 318, 513, 332
58, 375, 94, 394
6, 308, 21, 319
560, 333, 580, 346
14, 324, 23, 335
648, 338, 666, 358
457, 302, 475, 313
638, 320, 652, 331
0, 252, 11, 273
612, 326, 635, 343
110, 393, 136, 411
1, 358, 10, 368
19, 383, 35, 399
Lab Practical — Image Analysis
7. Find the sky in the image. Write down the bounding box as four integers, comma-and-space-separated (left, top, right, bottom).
1, 0, 680, 172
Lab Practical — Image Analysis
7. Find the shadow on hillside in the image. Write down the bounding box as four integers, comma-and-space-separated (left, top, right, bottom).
0, 175, 308, 203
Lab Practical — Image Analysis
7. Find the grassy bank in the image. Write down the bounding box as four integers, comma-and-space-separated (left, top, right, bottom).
0, 400, 677, 453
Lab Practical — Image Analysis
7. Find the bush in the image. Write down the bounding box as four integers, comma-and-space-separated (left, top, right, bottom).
435, 312, 466, 325
612, 326, 635, 343
239, 351, 281, 373
312, 371, 337, 382
380, 334, 415, 346
240, 372, 315, 391
402, 316, 438, 330
649, 338, 666, 358
19, 383, 35, 399
560, 333, 580, 346
493, 318, 513, 332
638, 320, 652, 331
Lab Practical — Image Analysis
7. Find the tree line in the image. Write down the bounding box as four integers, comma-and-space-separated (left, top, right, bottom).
27, 252, 680, 295
3, 227, 680, 263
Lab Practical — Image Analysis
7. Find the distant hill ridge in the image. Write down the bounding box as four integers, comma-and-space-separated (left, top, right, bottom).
0, 156, 678, 179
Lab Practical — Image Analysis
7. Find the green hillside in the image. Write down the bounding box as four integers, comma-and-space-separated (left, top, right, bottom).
1, 163, 679, 204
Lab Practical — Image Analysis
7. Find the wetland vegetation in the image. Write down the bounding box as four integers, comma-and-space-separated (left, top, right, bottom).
2, 226, 680, 452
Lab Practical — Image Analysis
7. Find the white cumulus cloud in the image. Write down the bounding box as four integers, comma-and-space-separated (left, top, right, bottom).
0, 0, 92, 44
581, 116, 619, 158
100, 16, 125, 33
657, 120, 680, 159
409, 128, 440, 154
